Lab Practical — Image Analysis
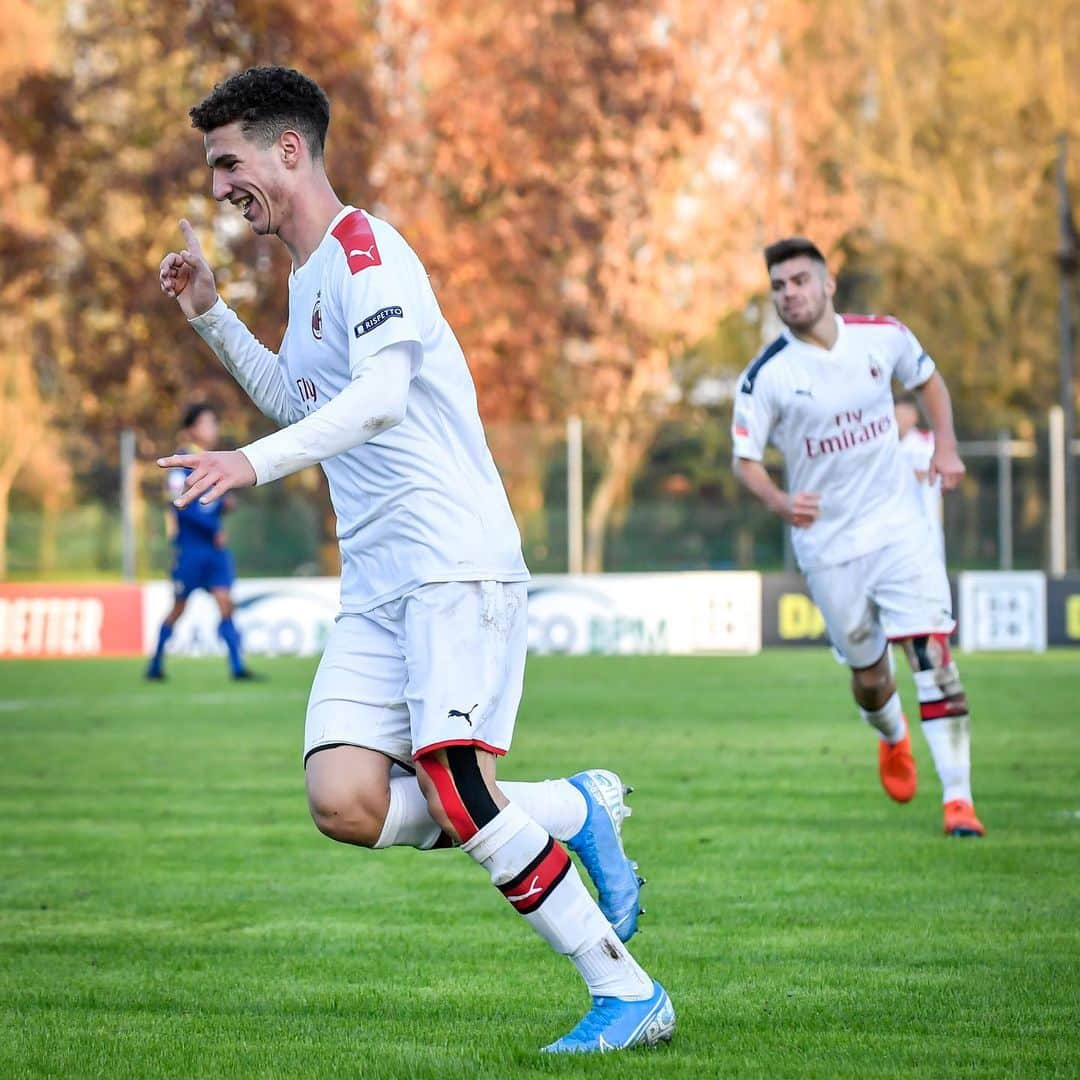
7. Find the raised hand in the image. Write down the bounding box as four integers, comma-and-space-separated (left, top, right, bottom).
157, 450, 256, 508
159, 219, 219, 319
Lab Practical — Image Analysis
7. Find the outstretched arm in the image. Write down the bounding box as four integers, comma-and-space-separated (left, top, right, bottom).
160, 219, 296, 427
159, 342, 414, 508
915, 372, 965, 490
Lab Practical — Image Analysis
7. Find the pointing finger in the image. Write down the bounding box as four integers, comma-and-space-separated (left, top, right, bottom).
178, 218, 204, 257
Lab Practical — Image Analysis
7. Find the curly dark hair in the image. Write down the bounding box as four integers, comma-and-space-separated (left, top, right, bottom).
189, 66, 330, 159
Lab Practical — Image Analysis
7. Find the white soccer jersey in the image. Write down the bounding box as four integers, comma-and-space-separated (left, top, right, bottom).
274, 206, 528, 612
899, 426, 944, 547
732, 313, 936, 571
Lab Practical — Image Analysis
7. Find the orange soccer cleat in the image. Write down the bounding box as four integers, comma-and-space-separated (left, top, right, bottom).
878, 731, 917, 803
944, 799, 985, 838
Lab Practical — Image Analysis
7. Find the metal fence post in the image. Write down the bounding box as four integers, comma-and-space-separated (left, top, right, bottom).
1049, 405, 1066, 577
997, 429, 1013, 570
566, 415, 584, 574
120, 428, 137, 582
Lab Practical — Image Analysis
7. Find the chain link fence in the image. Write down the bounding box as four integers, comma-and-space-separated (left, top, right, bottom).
4, 417, 1077, 582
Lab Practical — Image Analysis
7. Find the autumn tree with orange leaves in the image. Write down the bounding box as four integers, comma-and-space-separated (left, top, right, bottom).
376, 0, 769, 569
2, 0, 1076, 577
0, 0, 72, 579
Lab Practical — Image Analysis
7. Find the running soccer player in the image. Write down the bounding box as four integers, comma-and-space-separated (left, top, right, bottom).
895, 395, 945, 559
156, 67, 672, 1053
732, 237, 984, 838
146, 402, 255, 681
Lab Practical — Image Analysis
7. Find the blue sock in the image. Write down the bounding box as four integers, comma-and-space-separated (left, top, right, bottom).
148, 621, 173, 675
218, 617, 244, 676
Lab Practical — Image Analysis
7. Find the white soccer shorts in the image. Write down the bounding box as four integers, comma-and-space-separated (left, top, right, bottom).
303, 580, 528, 765
804, 527, 955, 669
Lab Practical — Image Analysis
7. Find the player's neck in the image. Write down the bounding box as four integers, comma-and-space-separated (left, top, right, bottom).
278, 175, 346, 269
789, 309, 838, 351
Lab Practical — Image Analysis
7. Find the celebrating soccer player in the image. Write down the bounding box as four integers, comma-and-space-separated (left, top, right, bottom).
146, 402, 255, 682
156, 67, 672, 1053
732, 237, 984, 838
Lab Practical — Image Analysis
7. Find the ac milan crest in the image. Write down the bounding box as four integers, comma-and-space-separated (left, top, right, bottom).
311, 292, 323, 340
868, 354, 883, 381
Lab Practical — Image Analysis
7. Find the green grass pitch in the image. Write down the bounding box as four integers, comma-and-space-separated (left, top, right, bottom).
1, 652, 1077, 1078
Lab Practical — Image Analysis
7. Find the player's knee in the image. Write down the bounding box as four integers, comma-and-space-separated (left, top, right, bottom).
904, 634, 969, 714
415, 747, 501, 844
306, 784, 386, 848
851, 654, 894, 708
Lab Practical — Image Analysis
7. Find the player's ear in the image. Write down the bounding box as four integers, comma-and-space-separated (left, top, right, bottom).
823, 271, 837, 300
279, 129, 303, 169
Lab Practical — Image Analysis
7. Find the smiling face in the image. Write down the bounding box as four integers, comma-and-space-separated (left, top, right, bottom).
769, 255, 836, 333
204, 121, 296, 236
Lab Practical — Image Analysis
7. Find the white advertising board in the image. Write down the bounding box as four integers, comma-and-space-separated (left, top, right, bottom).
141, 571, 763, 658
958, 571, 1047, 652
142, 577, 341, 658
526, 572, 761, 656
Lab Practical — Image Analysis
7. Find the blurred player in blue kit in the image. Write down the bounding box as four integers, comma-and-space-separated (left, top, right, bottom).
146, 402, 256, 681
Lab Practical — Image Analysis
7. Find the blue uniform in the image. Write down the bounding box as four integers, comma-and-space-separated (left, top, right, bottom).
168, 450, 235, 599
148, 446, 248, 679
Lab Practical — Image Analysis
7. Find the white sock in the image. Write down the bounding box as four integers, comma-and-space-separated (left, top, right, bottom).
462, 802, 652, 1000
499, 779, 587, 841
373, 777, 587, 850
913, 669, 973, 804
860, 690, 906, 744
374, 776, 444, 850
571, 934, 654, 1000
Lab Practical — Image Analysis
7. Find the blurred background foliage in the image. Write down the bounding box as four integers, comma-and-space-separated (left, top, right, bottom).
0, 0, 1076, 578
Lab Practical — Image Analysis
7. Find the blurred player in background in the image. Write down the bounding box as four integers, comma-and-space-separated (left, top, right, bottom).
155, 67, 671, 1054
146, 402, 256, 682
732, 237, 984, 838
895, 394, 945, 559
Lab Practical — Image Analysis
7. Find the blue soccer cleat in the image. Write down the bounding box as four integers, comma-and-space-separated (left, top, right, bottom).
566, 769, 644, 942
541, 980, 675, 1054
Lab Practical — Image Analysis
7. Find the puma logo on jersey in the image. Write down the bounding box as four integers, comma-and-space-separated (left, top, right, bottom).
448, 703, 479, 725
795, 388, 814, 398
331, 212, 383, 274
504, 876, 544, 904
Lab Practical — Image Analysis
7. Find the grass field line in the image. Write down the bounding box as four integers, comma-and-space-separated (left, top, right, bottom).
0, 688, 307, 713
